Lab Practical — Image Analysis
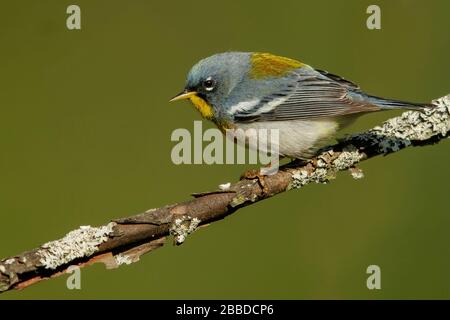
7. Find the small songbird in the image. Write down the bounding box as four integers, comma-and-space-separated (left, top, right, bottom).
170, 52, 431, 160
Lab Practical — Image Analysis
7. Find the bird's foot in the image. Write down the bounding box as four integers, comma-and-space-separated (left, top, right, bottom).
240, 168, 270, 196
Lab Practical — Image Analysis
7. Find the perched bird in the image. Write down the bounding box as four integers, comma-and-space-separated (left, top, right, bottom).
170, 52, 431, 160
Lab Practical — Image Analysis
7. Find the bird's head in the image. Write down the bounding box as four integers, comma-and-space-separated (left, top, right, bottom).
170, 52, 250, 121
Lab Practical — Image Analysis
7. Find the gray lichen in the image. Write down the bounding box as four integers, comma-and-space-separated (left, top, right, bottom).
114, 254, 133, 266
218, 182, 231, 191
332, 145, 365, 170
349, 167, 364, 180
169, 216, 201, 245
350, 95, 450, 153
37, 222, 116, 269
289, 167, 330, 189
288, 146, 363, 189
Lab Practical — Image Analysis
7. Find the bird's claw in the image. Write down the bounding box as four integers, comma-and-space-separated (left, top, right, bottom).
240, 169, 270, 195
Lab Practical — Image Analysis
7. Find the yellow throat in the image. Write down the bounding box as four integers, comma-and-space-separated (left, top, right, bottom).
188, 95, 233, 131
189, 94, 214, 120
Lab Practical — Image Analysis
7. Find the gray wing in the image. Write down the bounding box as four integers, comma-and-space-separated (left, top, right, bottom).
233, 68, 379, 122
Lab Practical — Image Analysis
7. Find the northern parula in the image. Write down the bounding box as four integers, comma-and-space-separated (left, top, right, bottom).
170, 52, 431, 159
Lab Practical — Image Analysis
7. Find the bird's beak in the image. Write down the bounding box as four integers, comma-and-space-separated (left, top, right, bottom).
169, 90, 197, 102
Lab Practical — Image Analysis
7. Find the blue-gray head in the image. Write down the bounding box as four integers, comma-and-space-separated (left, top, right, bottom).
170, 52, 251, 119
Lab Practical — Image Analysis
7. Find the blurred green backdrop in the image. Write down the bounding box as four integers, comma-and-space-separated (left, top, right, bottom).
1, 0, 449, 299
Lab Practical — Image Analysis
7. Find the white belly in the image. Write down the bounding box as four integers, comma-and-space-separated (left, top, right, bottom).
235, 119, 339, 159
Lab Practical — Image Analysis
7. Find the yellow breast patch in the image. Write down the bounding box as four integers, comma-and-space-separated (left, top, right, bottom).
250, 53, 304, 79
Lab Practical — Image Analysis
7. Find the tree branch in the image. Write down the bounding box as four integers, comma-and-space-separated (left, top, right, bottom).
1, 94, 449, 293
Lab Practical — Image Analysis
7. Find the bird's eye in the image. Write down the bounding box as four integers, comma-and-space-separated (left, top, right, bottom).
203, 77, 215, 91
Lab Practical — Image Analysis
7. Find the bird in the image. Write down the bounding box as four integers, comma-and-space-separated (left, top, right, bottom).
170, 52, 431, 161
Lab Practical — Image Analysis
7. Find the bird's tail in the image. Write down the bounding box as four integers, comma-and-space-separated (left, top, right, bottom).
367, 95, 433, 111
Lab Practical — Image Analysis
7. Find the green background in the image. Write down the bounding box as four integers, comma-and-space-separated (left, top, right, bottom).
1, 0, 449, 299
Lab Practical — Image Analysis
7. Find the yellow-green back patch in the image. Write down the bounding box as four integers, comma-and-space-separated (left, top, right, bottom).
250, 53, 304, 79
